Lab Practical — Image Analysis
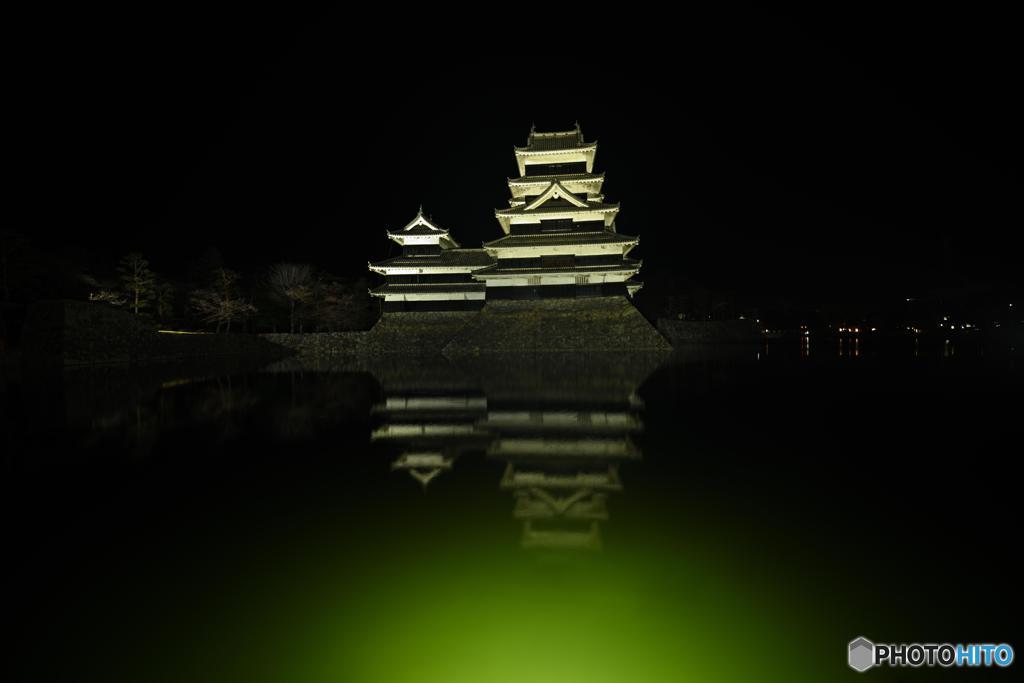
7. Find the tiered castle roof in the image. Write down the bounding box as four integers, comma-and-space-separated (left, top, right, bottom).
473, 124, 643, 298
512, 123, 598, 176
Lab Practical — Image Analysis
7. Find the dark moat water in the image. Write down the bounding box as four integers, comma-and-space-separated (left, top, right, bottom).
5, 341, 1021, 682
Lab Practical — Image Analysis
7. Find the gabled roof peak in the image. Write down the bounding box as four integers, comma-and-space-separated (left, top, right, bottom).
392, 207, 448, 234
524, 179, 589, 211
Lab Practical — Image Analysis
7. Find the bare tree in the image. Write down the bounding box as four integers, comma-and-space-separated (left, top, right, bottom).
267, 263, 312, 333
309, 276, 346, 331
190, 268, 256, 333
310, 275, 375, 331
117, 252, 156, 315
155, 280, 175, 322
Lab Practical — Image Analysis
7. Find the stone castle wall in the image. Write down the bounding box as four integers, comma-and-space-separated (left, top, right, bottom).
19, 298, 673, 364
443, 297, 670, 355
264, 297, 670, 357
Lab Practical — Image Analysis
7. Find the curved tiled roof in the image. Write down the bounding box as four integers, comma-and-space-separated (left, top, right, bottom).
508, 172, 604, 185
514, 125, 591, 152
496, 201, 619, 217
483, 231, 638, 248
371, 249, 494, 268
523, 135, 584, 151
473, 259, 641, 276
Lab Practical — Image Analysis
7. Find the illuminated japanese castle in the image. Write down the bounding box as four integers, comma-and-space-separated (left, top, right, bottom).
369, 124, 644, 310
477, 123, 643, 299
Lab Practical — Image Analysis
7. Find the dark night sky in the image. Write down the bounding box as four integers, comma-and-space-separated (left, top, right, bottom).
12, 7, 1022, 305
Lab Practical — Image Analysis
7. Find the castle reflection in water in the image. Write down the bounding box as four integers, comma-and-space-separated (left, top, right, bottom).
368, 353, 660, 552
22, 348, 668, 553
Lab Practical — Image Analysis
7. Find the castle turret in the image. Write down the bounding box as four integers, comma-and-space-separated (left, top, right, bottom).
369, 208, 492, 312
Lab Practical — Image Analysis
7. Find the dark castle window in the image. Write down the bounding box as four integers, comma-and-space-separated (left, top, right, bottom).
541, 255, 575, 269
497, 257, 542, 268
524, 162, 587, 176
402, 245, 442, 256
511, 219, 604, 235
541, 219, 574, 233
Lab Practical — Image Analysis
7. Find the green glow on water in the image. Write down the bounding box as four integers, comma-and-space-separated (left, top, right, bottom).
26, 353, 1004, 682
270, 542, 834, 683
